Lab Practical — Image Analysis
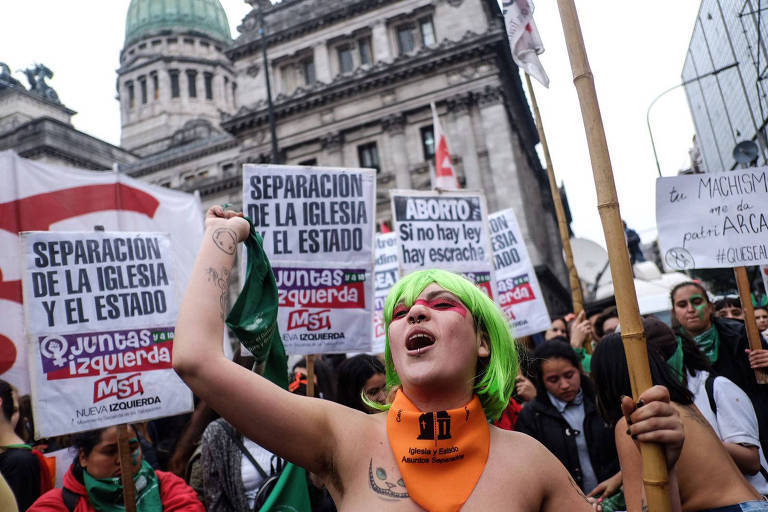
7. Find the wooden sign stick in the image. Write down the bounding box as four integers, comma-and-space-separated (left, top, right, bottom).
734, 266, 768, 384
524, 73, 592, 353
117, 423, 137, 512
306, 354, 316, 398
555, 1, 671, 510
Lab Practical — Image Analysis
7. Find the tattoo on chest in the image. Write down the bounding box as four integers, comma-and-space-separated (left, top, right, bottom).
567, 475, 591, 504
368, 459, 409, 500
212, 228, 238, 255
206, 267, 230, 320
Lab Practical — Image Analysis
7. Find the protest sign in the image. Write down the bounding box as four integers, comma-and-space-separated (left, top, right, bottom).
372, 233, 400, 353
390, 190, 496, 298
656, 167, 768, 269
0, 150, 204, 395
21, 231, 193, 437
243, 164, 376, 354
489, 209, 551, 336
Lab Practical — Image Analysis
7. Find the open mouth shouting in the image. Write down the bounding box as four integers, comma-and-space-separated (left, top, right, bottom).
406, 329, 435, 355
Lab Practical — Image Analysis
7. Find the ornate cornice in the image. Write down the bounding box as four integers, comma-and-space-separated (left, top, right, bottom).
476, 85, 505, 107
381, 113, 406, 135
223, 29, 505, 135
122, 134, 237, 177
321, 131, 344, 150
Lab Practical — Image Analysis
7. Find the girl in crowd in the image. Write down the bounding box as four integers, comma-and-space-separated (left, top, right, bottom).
336, 354, 386, 413
515, 340, 621, 503
29, 424, 204, 511
643, 316, 768, 496
755, 306, 768, 338
670, 281, 768, 451
592, 333, 765, 512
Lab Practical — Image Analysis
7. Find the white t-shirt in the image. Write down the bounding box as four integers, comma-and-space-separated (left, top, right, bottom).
241, 436, 278, 509
687, 369, 768, 495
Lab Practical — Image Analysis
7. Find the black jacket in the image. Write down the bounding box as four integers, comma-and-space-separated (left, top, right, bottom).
514, 384, 619, 492
712, 317, 768, 452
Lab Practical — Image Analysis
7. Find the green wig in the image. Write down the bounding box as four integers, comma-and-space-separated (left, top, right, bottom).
380, 269, 517, 421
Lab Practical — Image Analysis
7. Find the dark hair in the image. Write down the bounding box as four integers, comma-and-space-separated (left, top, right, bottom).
591, 333, 693, 425
336, 355, 385, 412
669, 281, 711, 329
714, 296, 741, 310
595, 307, 619, 338
292, 357, 337, 401
531, 339, 585, 400
0, 380, 14, 422
756, 306, 768, 315
642, 317, 712, 376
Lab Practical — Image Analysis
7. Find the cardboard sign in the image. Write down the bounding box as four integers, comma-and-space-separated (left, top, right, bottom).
656, 168, 768, 269
489, 209, 551, 337
21, 231, 193, 437
390, 190, 496, 298
243, 165, 376, 354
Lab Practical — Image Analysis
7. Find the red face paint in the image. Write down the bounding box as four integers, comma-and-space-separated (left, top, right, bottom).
392, 296, 468, 320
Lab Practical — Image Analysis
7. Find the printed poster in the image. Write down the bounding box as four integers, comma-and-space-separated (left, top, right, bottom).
243, 164, 376, 354
390, 190, 496, 298
372, 233, 400, 354
489, 209, 551, 336
656, 167, 768, 269
21, 231, 193, 437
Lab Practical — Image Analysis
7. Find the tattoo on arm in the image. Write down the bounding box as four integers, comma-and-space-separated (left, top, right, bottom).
212, 228, 238, 255
368, 459, 409, 500
567, 475, 591, 505
206, 267, 230, 321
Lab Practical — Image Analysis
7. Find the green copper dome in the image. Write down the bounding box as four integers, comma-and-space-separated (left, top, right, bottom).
124, 0, 232, 46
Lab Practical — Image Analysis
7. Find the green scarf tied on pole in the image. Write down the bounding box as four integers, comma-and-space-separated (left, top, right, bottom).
225, 217, 289, 390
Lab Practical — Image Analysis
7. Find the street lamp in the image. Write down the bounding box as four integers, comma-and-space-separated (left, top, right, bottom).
647, 62, 737, 176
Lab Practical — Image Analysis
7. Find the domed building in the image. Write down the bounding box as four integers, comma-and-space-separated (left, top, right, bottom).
118, 0, 237, 155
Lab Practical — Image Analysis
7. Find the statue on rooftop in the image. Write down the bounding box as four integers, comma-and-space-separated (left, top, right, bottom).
23, 63, 60, 103
0, 62, 23, 89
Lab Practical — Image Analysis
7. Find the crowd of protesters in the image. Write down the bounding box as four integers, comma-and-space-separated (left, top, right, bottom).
2, 227, 768, 512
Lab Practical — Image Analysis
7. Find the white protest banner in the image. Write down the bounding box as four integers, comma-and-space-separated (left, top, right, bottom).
390, 190, 496, 298
0, 150, 204, 395
20, 231, 193, 437
372, 233, 400, 354
656, 167, 768, 269
489, 209, 551, 336
243, 164, 376, 354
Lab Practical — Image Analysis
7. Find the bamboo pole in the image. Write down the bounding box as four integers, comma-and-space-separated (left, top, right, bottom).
554, 1, 671, 510
524, 73, 591, 353
306, 354, 315, 398
734, 267, 768, 384
117, 424, 137, 512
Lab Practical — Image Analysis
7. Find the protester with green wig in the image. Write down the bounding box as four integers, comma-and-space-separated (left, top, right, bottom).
28, 424, 204, 511
172, 205, 682, 512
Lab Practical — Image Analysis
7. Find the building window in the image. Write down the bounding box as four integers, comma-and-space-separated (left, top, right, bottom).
299, 158, 318, 166
187, 70, 197, 98
170, 70, 180, 98
139, 76, 147, 104
232, 82, 237, 107
358, 142, 380, 173
184, 38, 194, 45
420, 17, 436, 46
421, 125, 435, 161
301, 58, 316, 85
396, 24, 415, 54
204, 72, 213, 100
338, 45, 354, 73
358, 37, 372, 65
127, 81, 135, 108
222, 163, 234, 175
151, 72, 159, 100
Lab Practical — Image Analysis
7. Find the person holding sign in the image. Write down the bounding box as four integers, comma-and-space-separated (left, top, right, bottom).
172, 206, 684, 511
29, 424, 204, 511
670, 282, 768, 453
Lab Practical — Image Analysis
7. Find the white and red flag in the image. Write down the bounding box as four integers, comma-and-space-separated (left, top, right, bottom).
430, 102, 460, 191
502, 0, 550, 87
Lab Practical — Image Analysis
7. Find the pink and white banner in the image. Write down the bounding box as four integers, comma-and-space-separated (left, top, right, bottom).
0, 150, 204, 395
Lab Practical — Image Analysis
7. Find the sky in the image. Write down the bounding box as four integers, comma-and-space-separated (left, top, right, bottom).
0, 1, 702, 248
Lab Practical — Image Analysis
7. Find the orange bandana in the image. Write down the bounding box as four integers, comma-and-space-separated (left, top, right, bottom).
386, 390, 490, 512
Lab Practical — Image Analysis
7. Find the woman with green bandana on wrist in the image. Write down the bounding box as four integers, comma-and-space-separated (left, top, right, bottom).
670, 281, 768, 462
28, 425, 204, 511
